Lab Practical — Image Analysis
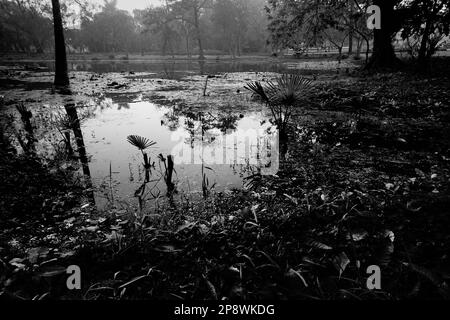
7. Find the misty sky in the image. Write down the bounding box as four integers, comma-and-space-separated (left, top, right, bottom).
97, 0, 163, 12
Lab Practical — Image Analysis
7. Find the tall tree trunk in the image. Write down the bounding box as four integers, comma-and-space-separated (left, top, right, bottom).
348, 1, 354, 55
418, 27, 430, 65
356, 36, 363, 59
186, 35, 190, 57
366, 0, 400, 70
51, 0, 69, 86
418, 13, 433, 68
193, 6, 205, 60
348, 30, 353, 54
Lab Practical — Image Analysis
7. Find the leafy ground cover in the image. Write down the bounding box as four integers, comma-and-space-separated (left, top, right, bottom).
0, 58, 449, 300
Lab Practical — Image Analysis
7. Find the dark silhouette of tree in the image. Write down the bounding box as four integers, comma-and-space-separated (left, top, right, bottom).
169, 0, 210, 60
401, 0, 450, 68
0, 0, 53, 53
211, 0, 249, 58
265, 0, 361, 56
80, 0, 137, 53
366, 0, 402, 69
1, 0, 269, 56
51, 0, 69, 86
143, 5, 180, 56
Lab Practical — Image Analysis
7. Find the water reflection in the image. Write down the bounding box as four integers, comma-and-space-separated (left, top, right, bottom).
64, 103, 96, 205
81, 100, 276, 207
16, 104, 36, 154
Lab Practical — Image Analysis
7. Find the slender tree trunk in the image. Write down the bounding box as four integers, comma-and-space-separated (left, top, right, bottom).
348, 31, 353, 54
356, 36, 363, 58
418, 17, 433, 67
162, 36, 167, 56
193, 6, 205, 60
348, 1, 354, 55
51, 0, 69, 86
186, 35, 190, 57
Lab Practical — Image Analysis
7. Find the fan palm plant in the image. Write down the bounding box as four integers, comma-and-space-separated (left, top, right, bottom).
127, 135, 156, 170
245, 74, 313, 133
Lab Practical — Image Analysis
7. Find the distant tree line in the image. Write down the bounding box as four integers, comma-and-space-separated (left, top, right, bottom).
0, 0, 269, 56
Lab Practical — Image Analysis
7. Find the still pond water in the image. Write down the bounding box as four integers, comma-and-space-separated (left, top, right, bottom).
9, 60, 332, 208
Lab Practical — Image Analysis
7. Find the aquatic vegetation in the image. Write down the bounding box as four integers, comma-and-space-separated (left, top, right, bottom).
158, 154, 176, 197
127, 135, 157, 151
245, 74, 313, 133
127, 135, 157, 170
201, 166, 216, 199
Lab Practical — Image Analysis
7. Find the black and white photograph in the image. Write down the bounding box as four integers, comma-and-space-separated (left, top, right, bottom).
0, 0, 449, 309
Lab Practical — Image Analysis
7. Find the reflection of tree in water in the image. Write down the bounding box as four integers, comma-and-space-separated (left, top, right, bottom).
64, 104, 95, 204
15, 104, 36, 154
155, 110, 242, 200
162, 62, 177, 79
125, 134, 179, 212
161, 110, 180, 132
198, 60, 205, 75
161, 109, 240, 143
117, 102, 130, 110
160, 108, 276, 195
231, 159, 260, 179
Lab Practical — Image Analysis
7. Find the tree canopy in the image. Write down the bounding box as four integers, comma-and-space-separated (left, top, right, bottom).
265, 0, 450, 68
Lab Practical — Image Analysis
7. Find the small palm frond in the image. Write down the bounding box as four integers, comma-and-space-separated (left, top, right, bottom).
266, 74, 313, 106
127, 135, 156, 151
244, 81, 270, 103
